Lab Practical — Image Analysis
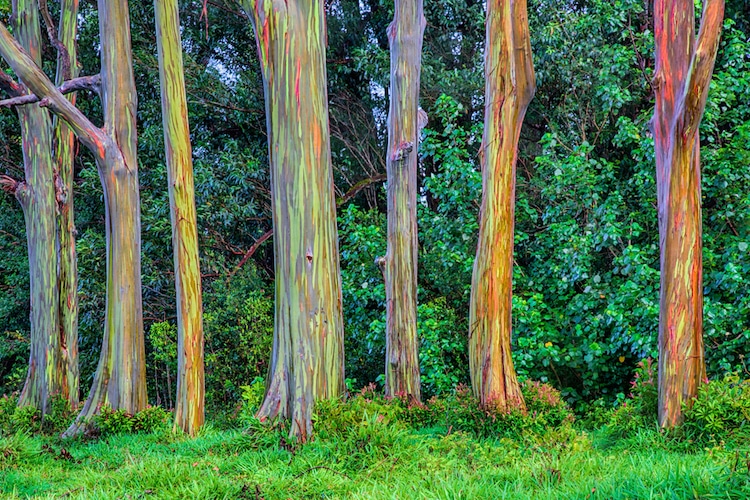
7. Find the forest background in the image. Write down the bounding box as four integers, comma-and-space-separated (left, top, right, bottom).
0, 0, 749, 419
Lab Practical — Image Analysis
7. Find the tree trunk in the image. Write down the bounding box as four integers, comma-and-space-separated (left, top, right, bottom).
154, 0, 205, 436
12, 0, 64, 414
242, 0, 346, 440
54, 0, 80, 409
67, 0, 147, 432
379, 0, 425, 401
653, 0, 724, 428
468, 0, 535, 409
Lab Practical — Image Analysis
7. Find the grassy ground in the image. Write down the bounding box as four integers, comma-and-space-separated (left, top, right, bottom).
1, 424, 749, 499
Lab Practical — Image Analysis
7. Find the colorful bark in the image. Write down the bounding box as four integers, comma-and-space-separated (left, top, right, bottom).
381, 0, 425, 401
242, 0, 346, 440
468, 0, 535, 409
12, 0, 65, 413
653, 0, 724, 428
155, 0, 205, 436
54, 0, 80, 409
68, 0, 147, 433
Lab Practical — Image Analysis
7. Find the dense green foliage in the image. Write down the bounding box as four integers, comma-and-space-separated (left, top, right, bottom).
0, 0, 748, 423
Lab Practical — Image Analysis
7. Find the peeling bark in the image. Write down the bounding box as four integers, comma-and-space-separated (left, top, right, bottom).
11, 0, 64, 414
242, 0, 345, 440
155, 0, 205, 436
653, 0, 724, 428
468, 0, 535, 409
380, 0, 425, 401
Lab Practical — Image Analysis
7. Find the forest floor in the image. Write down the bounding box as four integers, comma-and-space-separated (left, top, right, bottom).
1, 425, 749, 499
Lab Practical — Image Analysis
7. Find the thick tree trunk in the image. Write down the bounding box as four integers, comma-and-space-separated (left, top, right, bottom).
242, 0, 346, 440
653, 0, 723, 428
155, 0, 205, 436
12, 0, 64, 413
379, 0, 425, 401
54, 0, 80, 409
68, 0, 146, 432
468, 0, 534, 409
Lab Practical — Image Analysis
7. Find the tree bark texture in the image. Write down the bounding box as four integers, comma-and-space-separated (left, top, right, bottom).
653, 0, 724, 428
381, 0, 425, 401
54, 0, 80, 409
468, 0, 535, 409
155, 0, 205, 436
68, 0, 147, 433
242, 0, 346, 440
12, 0, 64, 413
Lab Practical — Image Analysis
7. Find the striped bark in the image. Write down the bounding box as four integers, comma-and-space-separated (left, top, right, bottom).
155, 0, 205, 436
13, 0, 63, 413
242, 0, 346, 440
468, 0, 534, 409
54, 0, 81, 409
380, 0, 425, 401
653, 0, 724, 428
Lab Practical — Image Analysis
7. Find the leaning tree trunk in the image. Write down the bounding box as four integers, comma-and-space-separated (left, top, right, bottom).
10, 0, 64, 413
653, 0, 724, 428
0, 2, 146, 435
377, 0, 425, 402
242, 0, 346, 440
155, 0, 205, 436
54, 0, 81, 409
468, 0, 535, 409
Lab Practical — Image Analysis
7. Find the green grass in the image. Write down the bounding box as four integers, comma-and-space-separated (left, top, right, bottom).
1, 425, 749, 499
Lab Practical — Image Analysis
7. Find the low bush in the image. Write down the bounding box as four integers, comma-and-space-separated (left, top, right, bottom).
94, 405, 171, 436
682, 372, 750, 445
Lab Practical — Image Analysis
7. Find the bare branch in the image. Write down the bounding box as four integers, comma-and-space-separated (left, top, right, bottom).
0, 174, 19, 194
0, 74, 100, 108
39, 0, 71, 81
0, 70, 24, 97
0, 22, 107, 160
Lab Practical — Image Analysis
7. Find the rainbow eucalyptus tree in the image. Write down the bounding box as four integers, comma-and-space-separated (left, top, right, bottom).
154, 0, 205, 436
375, 0, 426, 401
0, 0, 146, 436
241, 0, 346, 440
0, 0, 79, 412
468, 0, 535, 409
653, 0, 724, 428
54, 0, 81, 410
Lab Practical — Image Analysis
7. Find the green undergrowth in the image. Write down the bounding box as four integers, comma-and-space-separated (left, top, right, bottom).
1, 379, 750, 499
1, 422, 749, 499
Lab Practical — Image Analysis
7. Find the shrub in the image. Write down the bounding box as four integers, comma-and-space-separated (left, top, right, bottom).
94, 405, 172, 436
40, 394, 75, 434
10, 405, 41, 434
238, 376, 266, 427
682, 373, 750, 445
606, 358, 658, 435
132, 405, 172, 433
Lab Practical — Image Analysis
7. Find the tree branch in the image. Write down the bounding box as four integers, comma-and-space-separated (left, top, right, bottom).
0, 174, 19, 194
0, 22, 108, 161
682, 0, 725, 137
39, 0, 72, 81
0, 74, 100, 108
0, 70, 24, 97
335, 173, 386, 206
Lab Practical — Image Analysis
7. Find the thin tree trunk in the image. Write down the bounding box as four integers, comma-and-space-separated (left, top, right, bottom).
379, 0, 425, 401
242, 0, 346, 440
54, 0, 80, 409
155, 0, 205, 436
653, 0, 723, 428
468, 0, 535, 409
12, 0, 64, 414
